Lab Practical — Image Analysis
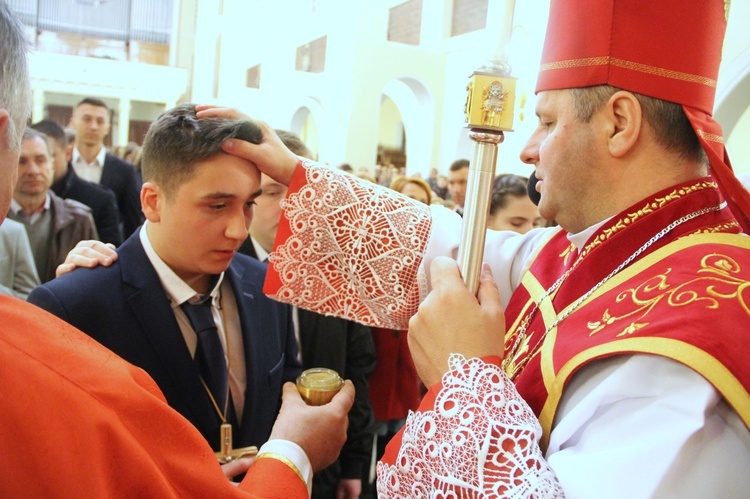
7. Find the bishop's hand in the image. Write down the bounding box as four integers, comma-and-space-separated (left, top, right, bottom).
195, 105, 300, 186
408, 257, 505, 387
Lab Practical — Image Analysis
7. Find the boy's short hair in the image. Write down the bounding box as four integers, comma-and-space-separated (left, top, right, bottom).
449, 159, 469, 172
140, 103, 263, 195
75, 97, 109, 111
275, 129, 311, 159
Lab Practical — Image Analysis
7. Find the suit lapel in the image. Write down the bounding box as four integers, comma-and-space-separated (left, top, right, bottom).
118, 234, 220, 436
99, 153, 115, 187
225, 259, 266, 436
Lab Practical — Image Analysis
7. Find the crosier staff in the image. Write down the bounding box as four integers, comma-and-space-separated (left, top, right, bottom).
457, 0, 517, 294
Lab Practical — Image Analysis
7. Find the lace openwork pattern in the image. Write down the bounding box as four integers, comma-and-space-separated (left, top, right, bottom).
268, 161, 432, 329
377, 355, 564, 498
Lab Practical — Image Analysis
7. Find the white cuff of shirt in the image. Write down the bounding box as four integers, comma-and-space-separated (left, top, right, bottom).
257, 439, 313, 497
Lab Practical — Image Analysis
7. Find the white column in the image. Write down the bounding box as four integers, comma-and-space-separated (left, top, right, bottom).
486, 0, 517, 65
420, 0, 451, 51
117, 97, 132, 146
31, 87, 46, 124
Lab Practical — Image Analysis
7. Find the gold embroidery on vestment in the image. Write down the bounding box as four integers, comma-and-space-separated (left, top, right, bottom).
587, 253, 750, 336
581, 181, 716, 256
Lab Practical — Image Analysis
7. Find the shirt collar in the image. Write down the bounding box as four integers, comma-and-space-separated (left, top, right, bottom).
9, 194, 51, 215
567, 217, 611, 250
139, 222, 224, 307
250, 236, 270, 262
72, 146, 107, 167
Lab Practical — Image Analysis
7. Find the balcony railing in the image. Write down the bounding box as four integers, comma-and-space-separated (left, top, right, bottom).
10, 0, 172, 65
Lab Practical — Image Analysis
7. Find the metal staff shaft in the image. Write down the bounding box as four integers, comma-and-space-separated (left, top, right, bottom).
457, 131, 504, 295
456, 0, 517, 293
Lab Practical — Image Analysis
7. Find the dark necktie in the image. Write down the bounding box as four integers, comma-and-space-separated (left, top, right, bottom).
180, 297, 229, 415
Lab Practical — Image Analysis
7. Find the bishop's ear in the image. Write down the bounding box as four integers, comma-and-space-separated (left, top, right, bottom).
606, 91, 642, 158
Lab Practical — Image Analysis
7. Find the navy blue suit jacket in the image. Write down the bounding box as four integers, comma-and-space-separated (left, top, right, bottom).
52, 163, 123, 246
28, 231, 302, 451
101, 153, 144, 239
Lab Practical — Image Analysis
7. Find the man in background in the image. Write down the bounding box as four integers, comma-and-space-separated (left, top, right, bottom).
7, 128, 97, 282
446, 158, 469, 215
70, 97, 143, 237
31, 119, 122, 245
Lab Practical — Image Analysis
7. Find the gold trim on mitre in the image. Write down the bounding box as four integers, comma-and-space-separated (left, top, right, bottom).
540, 56, 717, 88
696, 129, 725, 144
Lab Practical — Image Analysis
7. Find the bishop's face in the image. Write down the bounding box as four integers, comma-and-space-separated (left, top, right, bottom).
520, 90, 607, 234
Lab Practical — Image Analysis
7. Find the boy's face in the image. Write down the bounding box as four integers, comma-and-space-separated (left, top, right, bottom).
249, 174, 287, 254
144, 152, 261, 292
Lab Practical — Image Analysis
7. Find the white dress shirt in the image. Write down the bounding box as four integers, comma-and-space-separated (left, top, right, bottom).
72, 146, 107, 184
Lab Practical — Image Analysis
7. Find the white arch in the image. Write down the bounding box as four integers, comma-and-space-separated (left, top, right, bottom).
381, 77, 435, 177
715, 46, 750, 137
715, 46, 750, 175
288, 97, 329, 163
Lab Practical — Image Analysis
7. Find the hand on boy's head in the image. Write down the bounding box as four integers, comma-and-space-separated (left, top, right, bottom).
55, 240, 118, 278
195, 105, 300, 186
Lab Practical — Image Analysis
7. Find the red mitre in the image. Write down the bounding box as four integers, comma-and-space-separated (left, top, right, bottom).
536, 0, 750, 231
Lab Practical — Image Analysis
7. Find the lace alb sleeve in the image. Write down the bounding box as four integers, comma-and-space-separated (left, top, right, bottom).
377, 355, 564, 498
265, 160, 432, 329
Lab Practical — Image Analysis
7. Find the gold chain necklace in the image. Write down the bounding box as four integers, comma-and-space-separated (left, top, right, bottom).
503, 203, 723, 380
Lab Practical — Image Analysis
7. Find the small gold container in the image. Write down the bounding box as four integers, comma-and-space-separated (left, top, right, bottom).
296, 368, 344, 406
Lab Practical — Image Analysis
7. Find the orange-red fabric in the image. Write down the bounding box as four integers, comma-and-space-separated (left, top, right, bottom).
536, 0, 725, 112
264, 161, 307, 298
536, 0, 750, 232
0, 296, 305, 498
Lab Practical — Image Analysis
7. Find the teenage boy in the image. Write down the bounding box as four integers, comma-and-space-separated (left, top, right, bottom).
29, 104, 302, 454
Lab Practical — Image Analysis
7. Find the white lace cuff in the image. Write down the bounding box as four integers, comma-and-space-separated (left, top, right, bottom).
377, 355, 564, 498
267, 160, 432, 329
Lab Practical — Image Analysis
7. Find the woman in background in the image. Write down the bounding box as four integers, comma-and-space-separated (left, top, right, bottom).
488, 173, 545, 234
389, 175, 433, 205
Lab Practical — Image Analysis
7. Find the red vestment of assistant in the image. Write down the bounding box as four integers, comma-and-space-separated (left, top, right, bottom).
0, 296, 307, 498
264, 161, 750, 497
